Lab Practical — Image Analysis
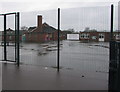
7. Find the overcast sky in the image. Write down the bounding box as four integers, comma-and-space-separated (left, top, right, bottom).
0, 0, 119, 31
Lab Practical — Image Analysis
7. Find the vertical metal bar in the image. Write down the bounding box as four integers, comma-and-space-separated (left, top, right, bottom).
110, 4, 114, 65
4, 15, 7, 61
57, 8, 60, 71
16, 12, 20, 66
109, 4, 116, 91
110, 4, 114, 41
109, 41, 117, 91
118, 42, 120, 91
15, 13, 17, 62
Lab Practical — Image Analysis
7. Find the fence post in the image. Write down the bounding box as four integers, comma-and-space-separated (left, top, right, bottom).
57, 8, 60, 71
16, 12, 20, 66
4, 15, 7, 61
110, 4, 114, 41
117, 42, 120, 91
15, 13, 17, 62
109, 4, 117, 91
109, 41, 118, 91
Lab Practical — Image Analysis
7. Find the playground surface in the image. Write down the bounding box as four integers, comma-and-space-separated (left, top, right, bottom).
1, 41, 109, 90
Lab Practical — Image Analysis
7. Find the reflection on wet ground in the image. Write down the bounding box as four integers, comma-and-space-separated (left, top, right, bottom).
1, 40, 109, 90
21, 41, 63, 55
0, 62, 1, 91
2, 64, 108, 90
0, 40, 109, 72
19, 41, 109, 72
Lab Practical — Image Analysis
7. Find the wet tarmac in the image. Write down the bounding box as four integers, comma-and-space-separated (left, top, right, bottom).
2, 64, 108, 90
0, 45, 2, 91
20, 41, 109, 73
0, 62, 2, 91
1, 40, 109, 90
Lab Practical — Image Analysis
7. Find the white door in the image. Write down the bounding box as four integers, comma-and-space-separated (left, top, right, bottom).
99, 34, 105, 42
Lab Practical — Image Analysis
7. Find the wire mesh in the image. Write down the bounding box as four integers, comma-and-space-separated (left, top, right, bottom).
60, 6, 111, 76
20, 10, 57, 68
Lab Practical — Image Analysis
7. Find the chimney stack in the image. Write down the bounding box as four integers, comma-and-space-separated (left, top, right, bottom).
37, 15, 42, 30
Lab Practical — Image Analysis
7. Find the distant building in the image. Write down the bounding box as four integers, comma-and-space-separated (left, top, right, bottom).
0, 15, 65, 43
23, 15, 64, 43
80, 32, 120, 42
1, 28, 22, 42
67, 34, 79, 40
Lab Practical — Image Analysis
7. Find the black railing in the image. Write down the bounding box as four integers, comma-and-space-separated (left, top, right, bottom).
0, 12, 20, 66
109, 4, 120, 92
109, 41, 120, 91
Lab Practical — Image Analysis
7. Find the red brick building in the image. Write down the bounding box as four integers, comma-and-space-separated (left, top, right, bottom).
23, 15, 64, 43
80, 32, 120, 42
1, 28, 22, 42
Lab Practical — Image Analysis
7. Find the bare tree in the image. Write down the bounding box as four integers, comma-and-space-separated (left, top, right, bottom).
21, 26, 28, 31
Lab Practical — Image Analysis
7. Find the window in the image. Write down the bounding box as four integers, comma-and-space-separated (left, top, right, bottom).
80, 33, 89, 39
86, 34, 89, 38
92, 36, 97, 39
99, 34, 104, 38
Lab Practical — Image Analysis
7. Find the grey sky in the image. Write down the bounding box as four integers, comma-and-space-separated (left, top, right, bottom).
0, 0, 119, 31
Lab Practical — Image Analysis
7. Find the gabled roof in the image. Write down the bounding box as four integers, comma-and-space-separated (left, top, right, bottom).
6, 28, 14, 31
28, 27, 36, 31
27, 22, 57, 34
42, 22, 57, 33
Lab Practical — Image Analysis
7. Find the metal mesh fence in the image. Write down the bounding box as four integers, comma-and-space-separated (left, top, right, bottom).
59, 7, 111, 75
0, 6, 118, 70
1, 3, 119, 90
18, 6, 115, 74
0, 13, 19, 63
20, 10, 57, 68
